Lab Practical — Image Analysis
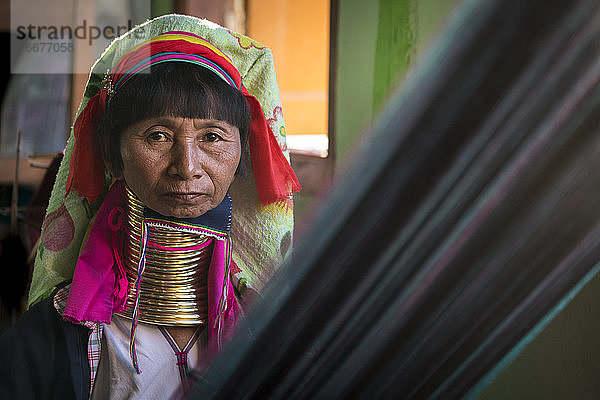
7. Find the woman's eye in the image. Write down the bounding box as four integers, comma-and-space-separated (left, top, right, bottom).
147, 131, 169, 142
203, 132, 222, 142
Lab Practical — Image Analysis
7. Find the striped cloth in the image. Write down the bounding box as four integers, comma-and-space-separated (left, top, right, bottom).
53, 285, 102, 395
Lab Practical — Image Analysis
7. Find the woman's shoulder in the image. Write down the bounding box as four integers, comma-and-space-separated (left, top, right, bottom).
0, 283, 89, 399
1, 284, 91, 364
0, 284, 76, 355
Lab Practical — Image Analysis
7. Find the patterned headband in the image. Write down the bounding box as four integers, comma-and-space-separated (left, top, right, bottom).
111, 32, 241, 94
66, 31, 300, 206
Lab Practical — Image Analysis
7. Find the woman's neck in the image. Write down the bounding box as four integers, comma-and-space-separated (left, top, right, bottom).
165, 326, 202, 349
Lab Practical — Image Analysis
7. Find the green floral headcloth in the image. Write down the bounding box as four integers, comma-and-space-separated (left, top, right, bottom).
29, 14, 296, 306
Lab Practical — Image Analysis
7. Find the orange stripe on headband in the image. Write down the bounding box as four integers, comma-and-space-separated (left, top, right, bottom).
152, 32, 231, 60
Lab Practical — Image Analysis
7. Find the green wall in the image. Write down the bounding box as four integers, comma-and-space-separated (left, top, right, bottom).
151, 0, 174, 18
334, 0, 459, 164
334, 0, 380, 163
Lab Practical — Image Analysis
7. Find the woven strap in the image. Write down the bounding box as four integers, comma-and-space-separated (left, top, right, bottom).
159, 326, 204, 395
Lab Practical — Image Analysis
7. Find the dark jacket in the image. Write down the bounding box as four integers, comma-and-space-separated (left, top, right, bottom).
0, 292, 91, 400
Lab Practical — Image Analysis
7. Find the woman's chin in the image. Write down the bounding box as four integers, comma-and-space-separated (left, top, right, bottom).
149, 204, 210, 219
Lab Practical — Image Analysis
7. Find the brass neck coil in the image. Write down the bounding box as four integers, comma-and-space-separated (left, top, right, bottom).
115, 186, 213, 326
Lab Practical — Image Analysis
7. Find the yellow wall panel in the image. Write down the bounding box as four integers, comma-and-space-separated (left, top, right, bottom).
247, 0, 329, 136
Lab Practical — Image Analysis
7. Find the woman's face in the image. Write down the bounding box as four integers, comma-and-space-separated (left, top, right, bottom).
120, 116, 241, 218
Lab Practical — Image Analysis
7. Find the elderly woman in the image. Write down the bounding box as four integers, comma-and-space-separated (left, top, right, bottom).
0, 14, 300, 399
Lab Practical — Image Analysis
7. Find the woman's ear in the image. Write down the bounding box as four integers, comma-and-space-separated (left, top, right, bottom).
105, 158, 123, 180
234, 144, 249, 177
110, 170, 123, 180
102, 137, 124, 180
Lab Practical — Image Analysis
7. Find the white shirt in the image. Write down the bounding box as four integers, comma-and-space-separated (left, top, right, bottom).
90, 314, 204, 400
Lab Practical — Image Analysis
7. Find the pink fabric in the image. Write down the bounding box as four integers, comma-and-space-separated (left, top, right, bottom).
63, 180, 128, 323
207, 236, 241, 355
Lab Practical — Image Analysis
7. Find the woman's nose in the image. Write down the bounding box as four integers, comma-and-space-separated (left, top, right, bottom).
167, 140, 204, 179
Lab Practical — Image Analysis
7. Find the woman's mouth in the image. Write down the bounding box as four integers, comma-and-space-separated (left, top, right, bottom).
163, 192, 205, 202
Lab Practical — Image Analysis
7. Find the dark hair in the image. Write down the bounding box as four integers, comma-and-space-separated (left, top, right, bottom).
95, 62, 251, 176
